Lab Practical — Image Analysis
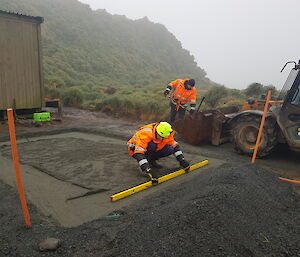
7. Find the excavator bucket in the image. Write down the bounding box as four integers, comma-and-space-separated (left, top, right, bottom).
173, 106, 240, 146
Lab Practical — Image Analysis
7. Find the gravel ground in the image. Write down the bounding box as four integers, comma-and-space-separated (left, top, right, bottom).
1, 109, 299, 256
1, 163, 299, 257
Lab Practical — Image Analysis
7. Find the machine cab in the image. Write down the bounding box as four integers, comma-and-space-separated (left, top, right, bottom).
278, 60, 300, 151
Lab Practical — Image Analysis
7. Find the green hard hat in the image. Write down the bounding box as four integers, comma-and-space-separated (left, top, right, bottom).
156, 122, 173, 138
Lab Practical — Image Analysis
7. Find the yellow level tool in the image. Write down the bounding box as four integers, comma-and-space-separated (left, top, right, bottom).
110, 160, 208, 202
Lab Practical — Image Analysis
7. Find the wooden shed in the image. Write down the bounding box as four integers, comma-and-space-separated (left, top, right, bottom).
0, 10, 44, 113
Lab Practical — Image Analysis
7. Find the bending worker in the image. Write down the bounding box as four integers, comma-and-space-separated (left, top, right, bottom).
164, 78, 197, 122
127, 121, 190, 182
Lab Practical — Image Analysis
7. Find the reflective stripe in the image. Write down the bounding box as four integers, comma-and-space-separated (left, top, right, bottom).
174, 150, 183, 157
135, 146, 146, 152
175, 93, 189, 101
190, 100, 196, 104
172, 142, 179, 147
139, 159, 148, 166
140, 128, 152, 133
127, 143, 135, 147
175, 94, 188, 100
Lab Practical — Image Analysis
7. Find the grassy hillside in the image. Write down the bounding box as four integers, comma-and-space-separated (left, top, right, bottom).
1, 0, 220, 119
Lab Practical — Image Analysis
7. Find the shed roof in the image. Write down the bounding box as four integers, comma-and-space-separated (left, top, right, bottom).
0, 9, 43, 23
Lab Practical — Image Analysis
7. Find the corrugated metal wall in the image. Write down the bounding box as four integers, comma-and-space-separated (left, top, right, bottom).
0, 13, 43, 110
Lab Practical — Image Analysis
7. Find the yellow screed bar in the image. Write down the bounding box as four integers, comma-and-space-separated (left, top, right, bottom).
110, 160, 209, 202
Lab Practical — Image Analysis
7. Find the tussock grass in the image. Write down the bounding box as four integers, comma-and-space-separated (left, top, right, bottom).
89, 93, 169, 121
47, 81, 272, 122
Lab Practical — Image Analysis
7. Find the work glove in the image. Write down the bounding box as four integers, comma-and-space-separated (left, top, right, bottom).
138, 166, 152, 177
144, 167, 152, 174
163, 90, 169, 97
179, 159, 190, 169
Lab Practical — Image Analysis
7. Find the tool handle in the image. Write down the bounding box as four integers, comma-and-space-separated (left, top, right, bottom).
196, 96, 205, 113
168, 96, 190, 112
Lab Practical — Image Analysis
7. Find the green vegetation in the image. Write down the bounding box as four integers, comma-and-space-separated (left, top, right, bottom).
1, 0, 219, 119
204, 86, 228, 108
244, 83, 277, 98
62, 88, 84, 107
199, 83, 279, 111
1, 0, 279, 119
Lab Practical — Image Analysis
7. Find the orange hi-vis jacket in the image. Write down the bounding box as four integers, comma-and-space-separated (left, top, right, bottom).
169, 79, 197, 109
127, 123, 179, 156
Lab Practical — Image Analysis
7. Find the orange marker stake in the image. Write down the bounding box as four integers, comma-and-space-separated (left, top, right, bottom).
278, 177, 300, 184
7, 109, 31, 227
251, 90, 272, 163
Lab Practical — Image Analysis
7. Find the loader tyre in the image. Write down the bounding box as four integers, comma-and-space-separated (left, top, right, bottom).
231, 115, 278, 157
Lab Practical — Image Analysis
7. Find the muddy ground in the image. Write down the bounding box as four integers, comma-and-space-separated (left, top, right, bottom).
0, 108, 299, 256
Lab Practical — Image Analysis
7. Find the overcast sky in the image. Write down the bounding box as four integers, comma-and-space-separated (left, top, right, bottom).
79, 0, 299, 89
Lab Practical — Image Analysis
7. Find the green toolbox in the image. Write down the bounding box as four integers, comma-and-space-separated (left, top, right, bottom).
33, 112, 51, 122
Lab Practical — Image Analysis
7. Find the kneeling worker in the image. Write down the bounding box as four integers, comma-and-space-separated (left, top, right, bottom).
127, 121, 190, 183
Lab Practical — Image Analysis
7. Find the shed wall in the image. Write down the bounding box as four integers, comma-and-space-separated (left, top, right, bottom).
0, 15, 43, 110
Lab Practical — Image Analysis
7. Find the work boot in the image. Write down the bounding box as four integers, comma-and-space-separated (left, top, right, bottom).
148, 158, 163, 168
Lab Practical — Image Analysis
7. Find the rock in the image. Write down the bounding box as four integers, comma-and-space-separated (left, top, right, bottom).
39, 238, 60, 252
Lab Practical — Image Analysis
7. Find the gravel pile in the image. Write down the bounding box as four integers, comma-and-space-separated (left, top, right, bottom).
0, 163, 299, 257
105, 163, 300, 257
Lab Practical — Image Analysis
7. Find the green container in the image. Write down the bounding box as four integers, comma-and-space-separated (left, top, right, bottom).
33, 112, 51, 122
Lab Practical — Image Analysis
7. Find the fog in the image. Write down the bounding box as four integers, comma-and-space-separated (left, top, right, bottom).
79, 0, 299, 89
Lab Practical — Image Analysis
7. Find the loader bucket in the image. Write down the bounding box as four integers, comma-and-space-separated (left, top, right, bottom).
173, 106, 240, 145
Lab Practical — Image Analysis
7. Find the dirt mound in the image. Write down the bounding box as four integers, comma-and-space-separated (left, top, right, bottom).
105, 163, 299, 257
